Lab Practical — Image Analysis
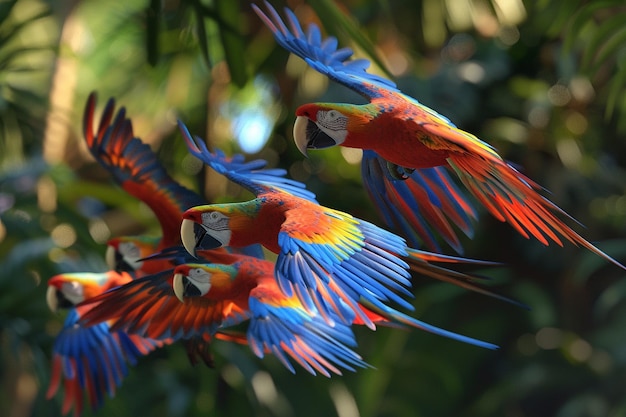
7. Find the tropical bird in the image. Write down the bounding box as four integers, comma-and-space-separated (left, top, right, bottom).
79, 257, 370, 377
253, 2, 625, 270
81, 92, 258, 369
46, 271, 165, 417
46, 267, 253, 415
82, 93, 263, 275
177, 121, 500, 350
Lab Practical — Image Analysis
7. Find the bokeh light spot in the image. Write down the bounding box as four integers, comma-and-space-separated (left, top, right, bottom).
88, 218, 111, 244
340, 148, 363, 165
535, 327, 563, 350
51, 223, 77, 248
37, 176, 57, 213
568, 338, 593, 362
547, 84, 571, 106
556, 138, 582, 169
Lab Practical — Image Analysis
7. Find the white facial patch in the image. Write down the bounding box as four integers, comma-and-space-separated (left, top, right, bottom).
200, 211, 232, 246
186, 267, 212, 296
316, 110, 348, 144
118, 241, 144, 270
60, 281, 85, 304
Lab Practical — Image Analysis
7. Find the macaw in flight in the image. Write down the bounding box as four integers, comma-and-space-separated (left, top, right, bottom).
83, 93, 204, 274
46, 267, 252, 416
79, 257, 369, 377
46, 271, 165, 417
253, 2, 625, 270
177, 121, 503, 350
82, 93, 263, 275
81, 93, 254, 369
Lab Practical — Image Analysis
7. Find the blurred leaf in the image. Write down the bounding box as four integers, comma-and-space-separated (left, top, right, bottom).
563, 0, 614, 52
0, 0, 17, 24
581, 15, 626, 70
193, 1, 211, 69
215, 0, 247, 88
146, 0, 161, 66
605, 62, 626, 119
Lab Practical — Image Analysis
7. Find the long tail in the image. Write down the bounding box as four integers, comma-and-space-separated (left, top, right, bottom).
358, 299, 498, 350
404, 248, 527, 309
448, 155, 626, 271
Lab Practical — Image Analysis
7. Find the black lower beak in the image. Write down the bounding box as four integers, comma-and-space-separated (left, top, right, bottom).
194, 223, 222, 252
115, 251, 135, 272
57, 290, 74, 309
306, 119, 336, 149
182, 276, 202, 297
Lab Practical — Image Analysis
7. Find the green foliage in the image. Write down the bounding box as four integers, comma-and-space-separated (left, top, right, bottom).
1, 0, 626, 416
558, 0, 626, 125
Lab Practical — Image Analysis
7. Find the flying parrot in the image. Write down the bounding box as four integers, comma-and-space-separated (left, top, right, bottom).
82, 93, 263, 276
177, 121, 501, 349
252, 2, 625, 269
79, 258, 369, 377
46, 271, 165, 417
46, 267, 252, 415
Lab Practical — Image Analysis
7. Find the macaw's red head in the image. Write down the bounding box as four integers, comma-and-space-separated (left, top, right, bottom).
181, 204, 258, 257
294, 103, 350, 156
106, 236, 160, 273
172, 263, 237, 301
46, 271, 133, 312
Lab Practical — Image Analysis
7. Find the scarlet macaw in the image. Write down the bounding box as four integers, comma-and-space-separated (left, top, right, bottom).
82, 93, 257, 368
46, 268, 251, 415
82, 93, 263, 274
79, 258, 368, 377
177, 121, 500, 349
253, 2, 625, 269
46, 271, 165, 417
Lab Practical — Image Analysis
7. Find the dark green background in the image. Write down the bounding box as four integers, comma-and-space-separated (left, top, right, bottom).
2, 0, 626, 416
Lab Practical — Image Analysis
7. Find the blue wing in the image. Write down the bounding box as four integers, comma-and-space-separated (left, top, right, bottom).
252, 1, 398, 100
361, 150, 477, 253
178, 120, 318, 203
47, 308, 162, 416
247, 288, 369, 377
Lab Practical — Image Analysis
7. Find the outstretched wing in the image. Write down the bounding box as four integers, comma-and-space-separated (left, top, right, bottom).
277, 204, 500, 349
254, 4, 480, 254
83, 93, 206, 247
247, 283, 368, 377
79, 270, 250, 341
178, 120, 318, 203
361, 150, 477, 253
47, 308, 163, 416
253, 1, 397, 100
277, 203, 414, 323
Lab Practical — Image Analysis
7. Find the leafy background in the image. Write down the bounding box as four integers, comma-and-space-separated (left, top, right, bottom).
1, 0, 626, 416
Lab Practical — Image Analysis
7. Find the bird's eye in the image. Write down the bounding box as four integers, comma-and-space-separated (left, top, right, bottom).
202, 211, 225, 224
189, 267, 210, 283
318, 110, 348, 132
120, 242, 139, 258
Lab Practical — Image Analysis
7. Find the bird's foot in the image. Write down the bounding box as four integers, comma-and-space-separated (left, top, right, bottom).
386, 161, 415, 180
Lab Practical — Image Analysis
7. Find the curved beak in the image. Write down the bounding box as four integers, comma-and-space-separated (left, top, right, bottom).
46, 286, 58, 313
181, 218, 222, 256
173, 273, 185, 303
105, 245, 116, 270
181, 219, 199, 257
293, 116, 339, 155
293, 116, 311, 157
